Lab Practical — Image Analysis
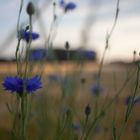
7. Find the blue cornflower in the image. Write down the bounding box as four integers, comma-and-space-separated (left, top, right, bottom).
59, 0, 77, 12
29, 49, 47, 61
125, 96, 140, 105
3, 77, 23, 94
18, 29, 39, 42
83, 51, 96, 60
59, 0, 65, 6
3, 76, 42, 96
48, 74, 61, 82
26, 76, 42, 93
65, 2, 76, 12
72, 123, 81, 131
91, 84, 102, 96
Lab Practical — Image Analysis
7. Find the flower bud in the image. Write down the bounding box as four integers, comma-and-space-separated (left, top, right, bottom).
81, 78, 86, 84
133, 50, 136, 55
65, 41, 70, 50
53, 2, 56, 7
26, 2, 35, 15
85, 104, 91, 117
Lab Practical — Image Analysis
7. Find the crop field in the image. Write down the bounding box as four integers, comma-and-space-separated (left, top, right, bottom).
0, 62, 139, 140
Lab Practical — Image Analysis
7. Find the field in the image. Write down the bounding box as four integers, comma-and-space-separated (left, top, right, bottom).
0, 61, 139, 140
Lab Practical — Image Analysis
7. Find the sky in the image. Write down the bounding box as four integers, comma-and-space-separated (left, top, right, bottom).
0, 0, 140, 63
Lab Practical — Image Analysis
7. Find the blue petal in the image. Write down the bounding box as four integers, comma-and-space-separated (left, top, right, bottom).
59, 0, 65, 7
18, 30, 39, 42
3, 76, 23, 94
3, 76, 42, 95
29, 49, 47, 61
83, 51, 96, 60
26, 76, 42, 93
65, 2, 76, 11
72, 123, 81, 131
91, 84, 102, 96
24, 32, 39, 42
48, 74, 61, 82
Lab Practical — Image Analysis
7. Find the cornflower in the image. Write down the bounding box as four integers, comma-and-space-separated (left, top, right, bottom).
59, 0, 77, 12
3, 75, 42, 96
18, 29, 39, 42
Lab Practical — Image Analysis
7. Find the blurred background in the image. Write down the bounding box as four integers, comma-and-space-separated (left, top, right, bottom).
0, 0, 140, 63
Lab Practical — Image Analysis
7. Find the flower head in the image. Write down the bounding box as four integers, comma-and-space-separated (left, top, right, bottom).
26, 76, 42, 93
29, 49, 47, 61
48, 74, 61, 82
91, 84, 103, 96
59, 0, 77, 12
83, 51, 96, 60
65, 2, 77, 12
3, 76, 42, 96
72, 123, 81, 131
59, 0, 65, 7
18, 29, 39, 42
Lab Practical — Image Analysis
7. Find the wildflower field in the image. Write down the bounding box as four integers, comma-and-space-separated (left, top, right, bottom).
0, 62, 140, 140
0, 0, 140, 140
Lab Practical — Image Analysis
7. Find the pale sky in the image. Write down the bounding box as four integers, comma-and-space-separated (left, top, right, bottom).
0, 0, 140, 62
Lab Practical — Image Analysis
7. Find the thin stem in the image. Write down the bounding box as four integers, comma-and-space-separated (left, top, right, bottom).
17, 0, 24, 32
16, 0, 24, 75
83, 66, 135, 140
21, 95, 26, 140
24, 15, 32, 78
20, 14, 33, 140
83, 114, 102, 140
98, 0, 120, 79
15, 39, 21, 75
93, 0, 120, 129
80, 116, 89, 140
12, 0, 24, 139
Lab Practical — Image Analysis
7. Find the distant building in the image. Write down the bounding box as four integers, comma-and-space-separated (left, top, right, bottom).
28, 48, 97, 61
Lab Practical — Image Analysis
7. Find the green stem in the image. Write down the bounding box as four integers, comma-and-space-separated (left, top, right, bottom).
13, 0, 24, 139
83, 114, 102, 140
17, 0, 24, 31
80, 116, 89, 140
21, 95, 28, 140
83, 68, 136, 140
24, 15, 32, 78
20, 14, 33, 140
